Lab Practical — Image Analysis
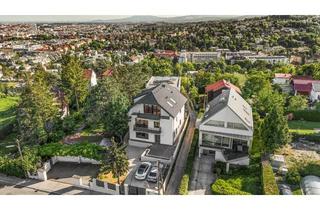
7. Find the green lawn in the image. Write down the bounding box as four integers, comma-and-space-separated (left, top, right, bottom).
0, 96, 19, 129
288, 120, 320, 134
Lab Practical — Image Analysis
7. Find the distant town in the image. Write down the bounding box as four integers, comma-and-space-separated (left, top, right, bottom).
0, 15, 319, 195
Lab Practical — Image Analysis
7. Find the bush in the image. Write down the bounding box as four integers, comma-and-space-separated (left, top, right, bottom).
292, 110, 320, 122
211, 179, 251, 195
299, 163, 320, 177
179, 175, 189, 195
38, 142, 104, 161
286, 169, 301, 185
214, 161, 227, 175
0, 156, 25, 178
261, 161, 279, 195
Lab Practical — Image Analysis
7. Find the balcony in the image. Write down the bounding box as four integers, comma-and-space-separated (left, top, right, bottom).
133, 124, 161, 134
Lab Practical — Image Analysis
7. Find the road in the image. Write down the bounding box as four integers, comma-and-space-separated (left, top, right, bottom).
165, 103, 196, 194
0, 173, 104, 195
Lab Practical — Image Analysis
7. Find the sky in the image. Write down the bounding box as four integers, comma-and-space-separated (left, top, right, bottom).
0, 15, 177, 23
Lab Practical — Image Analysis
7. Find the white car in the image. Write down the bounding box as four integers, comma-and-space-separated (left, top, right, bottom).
135, 162, 152, 180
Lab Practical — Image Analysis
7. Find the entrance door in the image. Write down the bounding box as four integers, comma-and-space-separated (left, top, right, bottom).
155, 135, 160, 144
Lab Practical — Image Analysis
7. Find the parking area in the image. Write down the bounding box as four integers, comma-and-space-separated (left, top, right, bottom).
189, 155, 216, 195
47, 162, 100, 185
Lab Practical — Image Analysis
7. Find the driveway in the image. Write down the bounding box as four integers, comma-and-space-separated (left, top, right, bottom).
47, 162, 100, 185
189, 155, 216, 195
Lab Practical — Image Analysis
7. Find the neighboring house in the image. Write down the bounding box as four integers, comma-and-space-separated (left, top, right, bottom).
273, 73, 292, 93
198, 89, 253, 169
205, 80, 241, 102
245, 55, 289, 64
225, 50, 256, 60
153, 50, 177, 60
83, 69, 97, 87
145, 76, 181, 91
128, 83, 187, 147
292, 76, 314, 96
178, 51, 221, 63
101, 69, 113, 78
310, 82, 320, 102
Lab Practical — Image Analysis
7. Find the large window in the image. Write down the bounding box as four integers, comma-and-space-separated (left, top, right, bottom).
205, 120, 225, 127
136, 119, 148, 128
227, 122, 248, 130
136, 132, 149, 139
202, 133, 231, 148
144, 104, 161, 116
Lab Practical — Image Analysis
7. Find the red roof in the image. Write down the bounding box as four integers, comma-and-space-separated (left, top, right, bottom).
274, 73, 292, 79
205, 80, 242, 94
292, 76, 315, 94
83, 69, 93, 80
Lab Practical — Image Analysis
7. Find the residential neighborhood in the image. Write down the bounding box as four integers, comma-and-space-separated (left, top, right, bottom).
1, 15, 320, 197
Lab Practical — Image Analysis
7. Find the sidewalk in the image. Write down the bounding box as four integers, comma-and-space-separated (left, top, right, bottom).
0, 173, 104, 195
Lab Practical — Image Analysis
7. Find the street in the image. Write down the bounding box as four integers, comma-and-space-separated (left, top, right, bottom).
0, 173, 104, 195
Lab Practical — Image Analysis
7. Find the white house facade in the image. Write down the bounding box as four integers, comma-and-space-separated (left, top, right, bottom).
128, 83, 187, 147
198, 89, 253, 166
310, 82, 320, 102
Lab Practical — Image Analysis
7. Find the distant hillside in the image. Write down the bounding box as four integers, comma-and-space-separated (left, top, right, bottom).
92, 15, 254, 23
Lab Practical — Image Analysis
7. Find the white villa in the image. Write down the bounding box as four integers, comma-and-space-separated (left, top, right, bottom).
198, 89, 253, 169
128, 82, 187, 147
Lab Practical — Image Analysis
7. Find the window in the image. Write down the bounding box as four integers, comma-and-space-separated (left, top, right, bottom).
227, 122, 248, 130
202, 133, 231, 148
205, 120, 225, 127
136, 119, 148, 128
154, 121, 160, 128
136, 132, 148, 139
144, 104, 160, 116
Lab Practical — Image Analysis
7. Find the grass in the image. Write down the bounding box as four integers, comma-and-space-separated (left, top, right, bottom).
0, 96, 19, 129
0, 133, 18, 155
288, 120, 320, 134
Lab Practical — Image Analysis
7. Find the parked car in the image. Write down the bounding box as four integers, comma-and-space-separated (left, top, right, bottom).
147, 166, 158, 183
135, 162, 152, 180
279, 184, 292, 195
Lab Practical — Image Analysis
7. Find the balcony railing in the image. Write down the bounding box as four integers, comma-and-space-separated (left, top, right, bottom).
133, 124, 161, 134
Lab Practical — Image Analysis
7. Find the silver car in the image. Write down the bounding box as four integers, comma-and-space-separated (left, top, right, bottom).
147, 166, 159, 183
135, 162, 152, 180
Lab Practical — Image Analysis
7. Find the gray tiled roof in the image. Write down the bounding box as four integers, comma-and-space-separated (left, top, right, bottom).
134, 83, 187, 117
202, 89, 253, 128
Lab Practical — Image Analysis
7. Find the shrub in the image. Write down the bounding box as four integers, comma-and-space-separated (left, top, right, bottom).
214, 161, 227, 175
0, 156, 25, 178
179, 175, 189, 195
286, 169, 301, 185
38, 142, 104, 161
211, 179, 251, 195
261, 161, 279, 195
292, 110, 320, 122
299, 163, 320, 177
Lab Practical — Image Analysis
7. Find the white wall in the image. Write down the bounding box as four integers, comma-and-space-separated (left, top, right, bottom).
310, 89, 320, 102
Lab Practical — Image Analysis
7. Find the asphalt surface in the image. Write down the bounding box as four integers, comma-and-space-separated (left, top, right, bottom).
165, 103, 196, 195
0, 173, 104, 195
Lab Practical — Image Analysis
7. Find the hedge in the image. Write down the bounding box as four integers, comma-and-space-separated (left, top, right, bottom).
292, 110, 320, 122
178, 129, 199, 195
211, 179, 251, 195
261, 161, 279, 195
0, 156, 25, 178
38, 142, 104, 161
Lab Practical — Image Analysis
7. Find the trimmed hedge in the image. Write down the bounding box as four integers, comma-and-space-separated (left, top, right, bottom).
211, 179, 251, 195
179, 175, 190, 195
292, 110, 320, 122
178, 129, 199, 195
261, 161, 279, 195
38, 142, 104, 161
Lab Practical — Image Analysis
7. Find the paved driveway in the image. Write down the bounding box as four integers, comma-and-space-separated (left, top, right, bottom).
47, 162, 100, 185
189, 155, 216, 195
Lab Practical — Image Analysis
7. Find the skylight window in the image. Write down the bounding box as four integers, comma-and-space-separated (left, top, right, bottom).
170, 98, 176, 104
167, 101, 174, 107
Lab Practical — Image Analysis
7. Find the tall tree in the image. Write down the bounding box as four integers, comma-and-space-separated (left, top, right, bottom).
17, 72, 59, 144
261, 105, 291, 153
61, 56, 88, 112
100, 139, 129, 185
